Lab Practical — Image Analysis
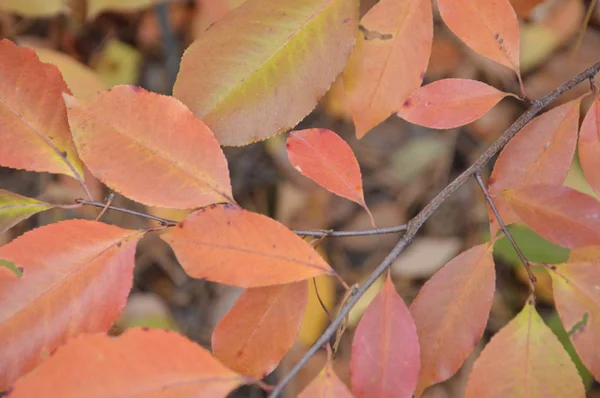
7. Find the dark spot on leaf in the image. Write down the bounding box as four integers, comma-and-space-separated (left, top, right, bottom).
272, 244, 276, 249
498, 38, 504, 45
227, 220, 231, 225
343, 18, 350, 24
494, 33, 500, 39
178, 221, 185, 228
549, 265, 557, 271
236, 350, 245, 358
141, 327, 150, 331
60, 150, 67, 158
116, 242, 122, 248
359, 25, 393, 41
403, 98, 413, 108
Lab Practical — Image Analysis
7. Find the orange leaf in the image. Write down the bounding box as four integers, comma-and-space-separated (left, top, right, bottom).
162, 204, 333, 287
550, 262, 600, 382
64, 85, 233, 209
437, 0, 521, 77
287, 129, 374, 226
9, 328, 246, 397
342, 0, 432, 137
350, 273, 419, 398
174, 0, 359, 146
0, 220, 142, 390
465, 299, 584, 398
0, 39, 83, 179
504, 185, 600, 249
488, 98, 581, 234
579, 95, 600, 197
299, 361, 354, 398
410, 244, 495, 397
212, 281, 307, 378
397, 79, 513, 129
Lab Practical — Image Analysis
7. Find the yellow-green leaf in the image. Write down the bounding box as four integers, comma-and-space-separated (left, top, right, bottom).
0, 190, 52, 235
87, 0, 167, 19
174, 0, 359, 146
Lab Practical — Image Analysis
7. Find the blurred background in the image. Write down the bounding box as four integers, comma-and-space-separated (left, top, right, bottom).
1, 0, 600, 396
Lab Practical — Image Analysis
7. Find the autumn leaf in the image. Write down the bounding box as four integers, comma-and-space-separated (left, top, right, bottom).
0, 190, 53, 235
0, 39, 84, 179
299, 361, 353, 398
579, 94, 600, 197
504, 185, 600, 249
174, 0, 359, 146
9, 329, 246, 398
342, 0, 432, 137
410, 244, 495, 397
0, 220, 143, 390
351, 273, 419, 398
397, 79, 514, 129
287, 129, 374, 226
488, 98, 581, 235
64, 85, 233, 209
465, 299, 584, 398
437, 0, 522, 81
212, 281, 308, 378
0, 0, 66, 16
550, 261, 600, 382
161, 204, 333, 287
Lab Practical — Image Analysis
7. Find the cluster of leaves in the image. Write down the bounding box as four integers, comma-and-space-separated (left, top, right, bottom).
1, 0, 600, 397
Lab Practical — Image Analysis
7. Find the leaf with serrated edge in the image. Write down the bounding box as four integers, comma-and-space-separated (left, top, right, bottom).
437, 0, 521, 76
550, 261, 600, 382
410, 243, 495, 397
0, 39, 83, 179
162, 204, 333, 287
579, 95, 600, 197
299, 361, 353, 398
0, 220, 143, 390
465, 299, 584, 398
287, 129, 374, 226
174, 0, 359, 146
0, 190, 53, 235
342, 0, 432, 137
397, 79, 513, 129
64, 85, 232, 209
504, 185, 600, 249
351, 273, 419, 398
212, 281, 307, 378
9, 328, 245, 398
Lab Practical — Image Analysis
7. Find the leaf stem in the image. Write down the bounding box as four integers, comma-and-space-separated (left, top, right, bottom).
76, 199, 179, 226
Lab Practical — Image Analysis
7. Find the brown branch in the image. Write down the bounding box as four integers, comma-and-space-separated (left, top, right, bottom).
268, 61, 600, 397
76, 199, 179, 226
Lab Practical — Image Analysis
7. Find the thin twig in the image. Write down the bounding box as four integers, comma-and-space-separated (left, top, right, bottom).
474, 173, 536, 290
268, 61, 600, 397
293, 224, 407, 237
94, 193, 115, 222
76, 199, 179, 226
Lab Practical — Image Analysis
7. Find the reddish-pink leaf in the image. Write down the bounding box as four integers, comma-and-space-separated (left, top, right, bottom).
488, 98, 581, 235
0, 220, 142, 390
161, 204, 333, 287
410, 244, 495, 397
64, 85, 233, 209
504, 185, 600, 249
579, 95, 600, 197
9, 328, 246, 398
342, 0, 433, 137
350, 273, 419, 398
550, 261, 600, 381
437, 0, 521, 76
465, 299, 584, 398
299, 361, 354, 398
287, 129, 374, 226
397, 79, 513, 129
212, 281, 308, 378
0, 39, 83, 179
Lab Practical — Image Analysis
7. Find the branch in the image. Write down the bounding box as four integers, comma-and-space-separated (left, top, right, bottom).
75, 199, 179, 226
292, 224, 407, 237
268, 61, 600, 397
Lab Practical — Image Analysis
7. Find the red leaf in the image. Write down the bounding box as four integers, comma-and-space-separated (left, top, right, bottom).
212, 281, 308, 378
350, 273, 419, 398
579, 95, 600, 197
410, 244, 495, 397
9, 329, 246, 398
504, 185, 600, 249
0, 39, 83, 179
161, 204, 333, 287
550, 261, 600, 382
299, 361, 354, 398
0, 220, 142, 390
437, 0, 521, 76
64, 85, 233, 209
342, 0, 433, 137
488, 98, 581, 235
397, 79, 513, 129
287, 129, 374, 226
465, 299, 584, 398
